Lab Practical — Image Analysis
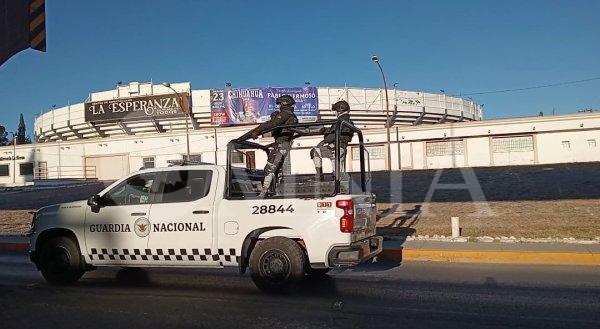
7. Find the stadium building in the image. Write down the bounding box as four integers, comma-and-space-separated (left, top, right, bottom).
0, 81, 598, 187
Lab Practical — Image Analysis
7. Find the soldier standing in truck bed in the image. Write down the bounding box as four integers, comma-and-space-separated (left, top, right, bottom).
310, 100, 354, 180
248, 95, 298, 197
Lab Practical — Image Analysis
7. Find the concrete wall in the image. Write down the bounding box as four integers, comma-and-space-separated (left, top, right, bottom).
2, 112, 600, 186
536, 130, 599, 164
0, 145, 36, 186
34, 83, 483, 142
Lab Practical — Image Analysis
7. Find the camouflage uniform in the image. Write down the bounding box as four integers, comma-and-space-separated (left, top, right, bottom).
248, 96, 298, 197
310, 101, 354, 178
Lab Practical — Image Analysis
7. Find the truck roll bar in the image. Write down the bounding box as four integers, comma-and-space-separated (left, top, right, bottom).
226, 119, 368, 199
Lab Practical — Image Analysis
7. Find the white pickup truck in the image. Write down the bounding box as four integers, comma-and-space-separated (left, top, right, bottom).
28, 121, 382, 293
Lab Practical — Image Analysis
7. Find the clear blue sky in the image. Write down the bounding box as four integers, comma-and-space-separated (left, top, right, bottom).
1, 0, 599, 134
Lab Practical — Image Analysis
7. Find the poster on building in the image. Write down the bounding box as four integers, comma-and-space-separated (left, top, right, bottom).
210, 87, 318, 125
84, 93, 189, 122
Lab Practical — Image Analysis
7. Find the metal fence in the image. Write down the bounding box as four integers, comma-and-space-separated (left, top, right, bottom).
34, 165, 97, 180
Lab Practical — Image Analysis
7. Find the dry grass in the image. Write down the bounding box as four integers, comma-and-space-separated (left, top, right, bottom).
377, 200, 600, 239
0, 210, 34, 235
2, 199, 598, 239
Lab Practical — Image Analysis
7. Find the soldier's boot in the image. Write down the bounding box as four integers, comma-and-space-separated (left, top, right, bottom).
315, 167, 325, 181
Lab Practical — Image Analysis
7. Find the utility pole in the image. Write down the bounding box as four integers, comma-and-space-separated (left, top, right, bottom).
163, 82, 191, 161
371, 55, 392, 170
11, 132, 16, 184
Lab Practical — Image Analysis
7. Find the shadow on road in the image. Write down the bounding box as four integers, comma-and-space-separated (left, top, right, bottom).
115, 267, 151, 286
331, 258, 403, 274
69, 258, 404, 299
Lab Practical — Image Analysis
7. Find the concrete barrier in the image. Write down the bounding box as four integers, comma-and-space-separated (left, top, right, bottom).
380, 248, 600, 266
0, 235, 28, 251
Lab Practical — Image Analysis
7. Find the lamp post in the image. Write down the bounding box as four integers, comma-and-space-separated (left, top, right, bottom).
11, 132, 16, 184
162, 82, 191, 161
371, 55, 392, 170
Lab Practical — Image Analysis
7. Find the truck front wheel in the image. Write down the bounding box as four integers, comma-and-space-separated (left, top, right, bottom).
39, 236, 84, 285
249, 237, 306, 293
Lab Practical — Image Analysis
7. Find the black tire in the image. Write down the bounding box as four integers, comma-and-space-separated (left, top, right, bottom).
307, 267, 331, 277
39, 236, 84, 285
249, 237, 306, 294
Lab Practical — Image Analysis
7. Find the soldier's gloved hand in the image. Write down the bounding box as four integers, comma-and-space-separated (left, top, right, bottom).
319, 127, 328, 134
251, 131, 259, 139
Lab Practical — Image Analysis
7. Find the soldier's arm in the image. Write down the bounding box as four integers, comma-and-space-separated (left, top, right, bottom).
250, 111, 290, 136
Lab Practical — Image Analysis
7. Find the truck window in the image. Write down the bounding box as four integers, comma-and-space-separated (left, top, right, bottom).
102, 173, 157, 206
157, 170, 213, 203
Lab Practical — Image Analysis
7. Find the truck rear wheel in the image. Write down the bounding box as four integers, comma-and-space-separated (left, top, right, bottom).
39, 236, 84, 285
249, 237, 306, 293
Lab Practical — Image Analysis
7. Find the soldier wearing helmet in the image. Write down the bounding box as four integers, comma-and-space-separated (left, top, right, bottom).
310, 100, 354, 180
248, 95, 298, 197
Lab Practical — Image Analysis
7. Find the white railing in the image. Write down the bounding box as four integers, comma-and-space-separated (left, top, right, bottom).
34, 166, 97, 180
319, 87, 482, 119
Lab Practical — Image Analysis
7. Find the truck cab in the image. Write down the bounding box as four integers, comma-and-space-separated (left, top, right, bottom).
28, 120, 382, 293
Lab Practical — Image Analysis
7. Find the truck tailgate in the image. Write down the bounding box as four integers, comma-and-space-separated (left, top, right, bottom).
351, 194, 377, 242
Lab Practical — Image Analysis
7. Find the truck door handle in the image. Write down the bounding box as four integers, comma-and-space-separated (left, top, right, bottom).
193, 210, 209, 214
131, 212, 146, 216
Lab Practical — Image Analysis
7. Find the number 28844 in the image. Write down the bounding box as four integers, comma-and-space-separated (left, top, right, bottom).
251, 205, 295, 215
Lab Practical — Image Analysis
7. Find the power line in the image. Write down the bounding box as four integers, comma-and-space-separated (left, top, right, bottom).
460, 76, 600, 96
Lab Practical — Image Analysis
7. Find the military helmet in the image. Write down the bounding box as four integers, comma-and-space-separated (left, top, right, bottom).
332, 100, 350, 113
276, 95, 295, 106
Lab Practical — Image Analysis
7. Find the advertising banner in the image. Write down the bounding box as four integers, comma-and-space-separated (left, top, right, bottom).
210, 87, 318, 125
84, 93, 189, 122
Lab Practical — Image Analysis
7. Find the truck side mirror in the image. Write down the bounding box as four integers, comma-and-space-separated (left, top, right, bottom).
87, 195, 102, 213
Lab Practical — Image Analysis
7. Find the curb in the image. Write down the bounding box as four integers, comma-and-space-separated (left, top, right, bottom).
1, 239, 598, 266
0, 235, 28, 252
0, 242, 28, 251
379, 248, 600, 266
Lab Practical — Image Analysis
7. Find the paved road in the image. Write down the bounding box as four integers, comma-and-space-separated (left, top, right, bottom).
0, 251, 598, 329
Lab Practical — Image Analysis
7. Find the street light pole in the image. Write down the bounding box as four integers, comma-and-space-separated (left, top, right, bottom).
371, 55, 392, 171
163, 82, 191, 162
11, 132, 16, 184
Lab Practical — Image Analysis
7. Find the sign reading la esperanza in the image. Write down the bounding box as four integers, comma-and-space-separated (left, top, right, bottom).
84, 93, 189, 122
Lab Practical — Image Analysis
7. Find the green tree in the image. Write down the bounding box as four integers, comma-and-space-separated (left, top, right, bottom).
16, 114, 30, 144
0, 125, 9, 146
